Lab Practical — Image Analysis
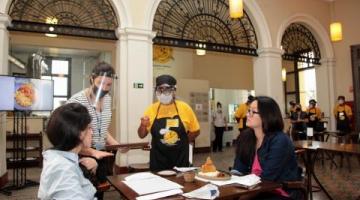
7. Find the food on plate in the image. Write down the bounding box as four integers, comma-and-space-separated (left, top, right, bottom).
199, 157, 219, 177
15, 83, 35, 107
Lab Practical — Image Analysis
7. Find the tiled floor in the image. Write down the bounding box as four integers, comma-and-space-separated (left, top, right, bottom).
1, 146, 360, 199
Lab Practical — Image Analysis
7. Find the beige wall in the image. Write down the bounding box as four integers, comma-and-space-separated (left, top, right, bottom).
332, 0, 360, 100
194, 52, 254, 90
154, 47, 254, 90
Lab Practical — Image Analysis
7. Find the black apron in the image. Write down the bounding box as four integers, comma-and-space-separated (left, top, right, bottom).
336, 108, 350, 133
150, 102, 190, 171
307, 108, 318, 129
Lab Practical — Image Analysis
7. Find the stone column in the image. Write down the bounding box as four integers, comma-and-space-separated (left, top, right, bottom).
115, 28, 155, 167
318, 58, 336, 131
253, 47, 285, 114
0, 13, 10, 182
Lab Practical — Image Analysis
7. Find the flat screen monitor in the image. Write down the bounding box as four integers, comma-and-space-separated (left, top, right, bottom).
14, 77, 54, 111
0, 76, 15, 111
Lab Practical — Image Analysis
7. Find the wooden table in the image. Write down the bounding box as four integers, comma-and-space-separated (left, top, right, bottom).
293, 140, 360, 200
107, 173, 282, 200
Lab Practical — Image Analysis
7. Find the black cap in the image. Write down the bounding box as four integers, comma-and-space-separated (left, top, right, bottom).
289, 100, 296, 106
247, 95, 255, 103
337, 95, 345, 100
309, 99, 317, 104
156, 75, 177, 87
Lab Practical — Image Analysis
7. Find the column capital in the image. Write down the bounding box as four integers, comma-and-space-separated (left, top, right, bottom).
257, 47, 284, 58
116, 27, 156, 42
320, 57, 336, 66
0, 13, 11, 30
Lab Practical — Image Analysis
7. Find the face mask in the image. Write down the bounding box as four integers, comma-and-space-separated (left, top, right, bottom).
93, 85, 109, 98
157, 93, 173, 104
338, 100, 344, 104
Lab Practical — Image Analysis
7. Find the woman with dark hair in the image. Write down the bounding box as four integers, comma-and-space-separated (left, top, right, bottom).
38, 103, 97, 199
212, 102, 227, 152
68, 62, 127, 196
232, 96, 302, 200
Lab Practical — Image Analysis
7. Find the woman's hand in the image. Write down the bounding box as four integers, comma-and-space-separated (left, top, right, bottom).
79, 157, 98, 174
92, 150, 113, 160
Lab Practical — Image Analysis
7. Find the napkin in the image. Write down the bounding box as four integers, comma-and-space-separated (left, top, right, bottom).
182, 184, 219, 200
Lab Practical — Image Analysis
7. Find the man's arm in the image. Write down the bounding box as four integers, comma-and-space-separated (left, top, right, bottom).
188, 130, 200, 143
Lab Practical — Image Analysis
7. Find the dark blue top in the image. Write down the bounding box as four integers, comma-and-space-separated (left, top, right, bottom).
233, 131, 301, 182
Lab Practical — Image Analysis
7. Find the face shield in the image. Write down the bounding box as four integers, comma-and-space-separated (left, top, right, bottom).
91, 72, 117, 107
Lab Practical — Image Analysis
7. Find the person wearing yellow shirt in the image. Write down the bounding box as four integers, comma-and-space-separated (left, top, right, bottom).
235, 95, 254, 132
137, 75, 200, 171
306, 99, 322, 131
333, 95, 352, 133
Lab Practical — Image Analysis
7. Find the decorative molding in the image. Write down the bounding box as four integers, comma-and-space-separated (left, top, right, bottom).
0, 172, 8, 189
257, 47, 283, 58
117, 28, 156, 42
0, 13, 11, 30
8, 20, 117, 40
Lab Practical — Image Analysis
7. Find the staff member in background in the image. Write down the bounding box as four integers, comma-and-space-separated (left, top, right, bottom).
289, 100, 297, 116
38, 103, 97, 200
212, 102, 227, 152
68, 62, 126, 199
138, 74, 200, 171
306, 99, 322, 131
333, 95, 352, 134
290, 103, 308, 141
235, 95, 254, 132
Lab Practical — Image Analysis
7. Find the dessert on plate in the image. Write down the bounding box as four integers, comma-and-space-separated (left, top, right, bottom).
198, 157, 219, 177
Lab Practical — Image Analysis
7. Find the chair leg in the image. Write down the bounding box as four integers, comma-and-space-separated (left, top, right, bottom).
346, 154, 351, 173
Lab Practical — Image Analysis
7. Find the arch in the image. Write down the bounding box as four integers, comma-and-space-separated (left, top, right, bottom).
145, 0, 272, 49
276, 13, 334, 59
243, 0, 272, 48
1, 0, 130, 29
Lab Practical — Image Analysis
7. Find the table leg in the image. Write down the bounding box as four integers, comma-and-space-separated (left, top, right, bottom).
311, 150, 333, 200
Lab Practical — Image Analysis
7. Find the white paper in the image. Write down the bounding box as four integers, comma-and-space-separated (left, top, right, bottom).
195, 174, 261, 188
136, 189, 183, 200
124, 172, 158, 181
307, 127, 313, 136
123, 173, 183, 195
182, 184, 219, 200
174, 166, 199, 172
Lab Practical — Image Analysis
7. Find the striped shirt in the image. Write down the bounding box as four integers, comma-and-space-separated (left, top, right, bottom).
67, 90, 112, 150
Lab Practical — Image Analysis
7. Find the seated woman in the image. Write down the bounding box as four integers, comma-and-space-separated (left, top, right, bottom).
38, 103, 98, 200
232, 96, 302, 200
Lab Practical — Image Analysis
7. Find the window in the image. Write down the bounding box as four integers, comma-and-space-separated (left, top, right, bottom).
284, 51, 317, 113
41, 57, 71, 110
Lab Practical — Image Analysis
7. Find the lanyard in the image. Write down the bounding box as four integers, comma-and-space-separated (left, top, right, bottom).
92, 106, 102, 137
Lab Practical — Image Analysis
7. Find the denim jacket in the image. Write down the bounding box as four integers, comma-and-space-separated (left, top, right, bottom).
233, 131, 301, 182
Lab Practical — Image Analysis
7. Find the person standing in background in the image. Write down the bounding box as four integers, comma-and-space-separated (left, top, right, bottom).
334, 95, 352, 134
235, 95, 254, 132
212, 102, 227, 152
306, 99, 322, 131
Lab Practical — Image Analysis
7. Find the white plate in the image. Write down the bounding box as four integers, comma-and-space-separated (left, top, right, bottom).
157, 170, 176, 176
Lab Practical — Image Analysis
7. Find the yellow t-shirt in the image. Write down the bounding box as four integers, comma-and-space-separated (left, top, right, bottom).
306, 107, 322, 119
333, 104, 352, 118
143, 100, 200, 134
235, 103, 248, 129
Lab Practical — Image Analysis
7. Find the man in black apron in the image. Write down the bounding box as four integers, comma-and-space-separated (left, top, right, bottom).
334, 96, 353, 135
138, 75, 200, 171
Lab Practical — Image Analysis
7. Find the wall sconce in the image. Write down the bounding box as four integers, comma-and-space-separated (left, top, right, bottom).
330, 1, 342, 42
330, 22, 342, 42
229, 0, 243, 19
281, 68, 287, 82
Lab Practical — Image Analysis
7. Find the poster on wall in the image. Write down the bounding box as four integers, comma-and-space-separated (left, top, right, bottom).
0, 76, 15, 111
189, 92, 209, 122
14, 78, 54, 111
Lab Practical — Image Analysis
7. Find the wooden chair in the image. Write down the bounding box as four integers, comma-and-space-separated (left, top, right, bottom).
283, 179, 308, 200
